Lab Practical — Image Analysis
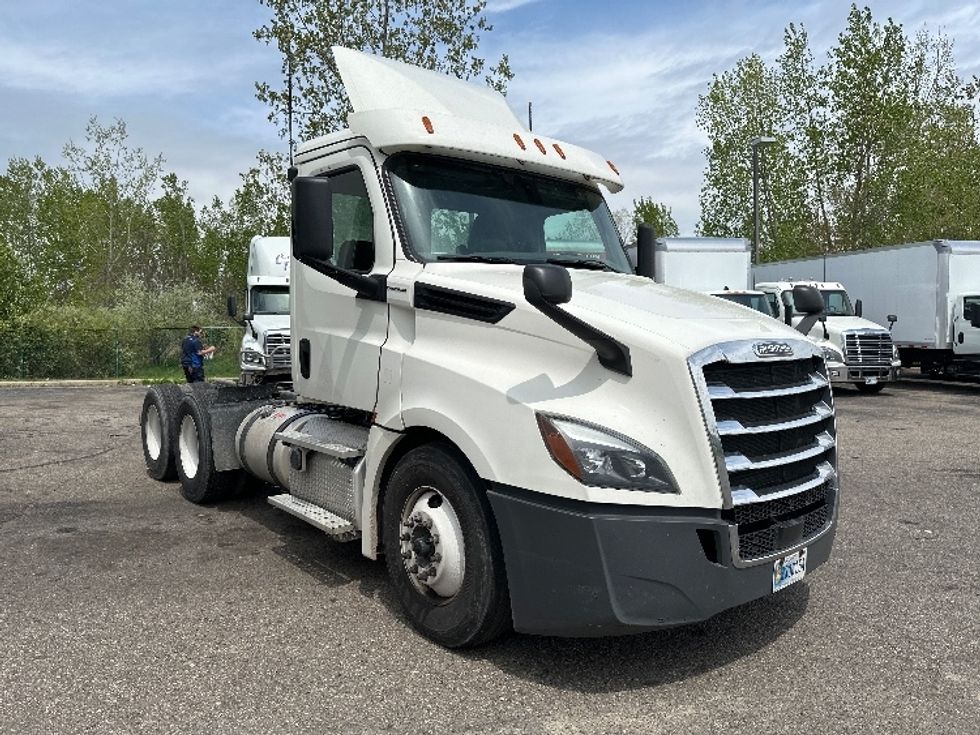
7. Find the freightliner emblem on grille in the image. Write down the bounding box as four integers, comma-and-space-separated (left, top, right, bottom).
753, 341, 794, 358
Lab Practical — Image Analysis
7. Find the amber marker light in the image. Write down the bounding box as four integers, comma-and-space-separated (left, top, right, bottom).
536, 414, 583, 480
607, 160, 620, 175
421, 116, 434, 134
513, 133, 527, 150
534, 138, 547, 154
552, 143, 566, 159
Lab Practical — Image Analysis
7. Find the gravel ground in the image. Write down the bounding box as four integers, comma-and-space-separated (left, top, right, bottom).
0, 382, 977, 734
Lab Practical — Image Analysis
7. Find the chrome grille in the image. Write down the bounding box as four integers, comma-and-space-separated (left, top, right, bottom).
694, 344, 838, 564
843, 330, 893, 367
264, 331, 291, 370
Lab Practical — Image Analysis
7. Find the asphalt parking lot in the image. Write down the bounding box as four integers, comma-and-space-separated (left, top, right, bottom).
1, 382, 978, 734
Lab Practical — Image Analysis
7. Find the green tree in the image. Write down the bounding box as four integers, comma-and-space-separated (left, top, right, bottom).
254, 0, 514, 140
633, 197, 679, 237
697, 4, 980, 259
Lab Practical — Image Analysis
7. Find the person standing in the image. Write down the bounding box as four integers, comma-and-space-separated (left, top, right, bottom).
180, 326, 216, 383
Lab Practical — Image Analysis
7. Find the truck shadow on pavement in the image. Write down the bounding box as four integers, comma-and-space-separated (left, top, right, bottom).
464, 583, 811, 692
217, 484, 811, 693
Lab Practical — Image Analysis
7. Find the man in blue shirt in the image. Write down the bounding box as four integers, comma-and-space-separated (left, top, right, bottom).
180, 326, 216, 383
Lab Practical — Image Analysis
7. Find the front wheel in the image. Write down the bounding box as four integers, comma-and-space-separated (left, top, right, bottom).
382, 443, 510, 648
854, 381, 886, 394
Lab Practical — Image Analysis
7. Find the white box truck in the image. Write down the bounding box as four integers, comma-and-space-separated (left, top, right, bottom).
650, 237, 774, 316
226, 236, 291, 385
754, 242, 980, 375
138, 48, 839, 647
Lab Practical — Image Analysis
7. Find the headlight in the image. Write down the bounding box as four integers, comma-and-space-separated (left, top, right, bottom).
242, 350, 265, 365
892, 344, 900, 360
821, 344, 844, 364
536, 414, 678, 493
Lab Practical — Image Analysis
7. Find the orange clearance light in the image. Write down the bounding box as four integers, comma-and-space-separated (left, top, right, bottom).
513, 133, 526, 150
552, 143, 566, 159
607, 160, 620, 175
536, 415, 583, 480
534, 138, 547, 155
421, 116, 434, 134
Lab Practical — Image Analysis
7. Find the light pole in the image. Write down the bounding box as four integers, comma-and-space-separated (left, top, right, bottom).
750, 136, 776, 264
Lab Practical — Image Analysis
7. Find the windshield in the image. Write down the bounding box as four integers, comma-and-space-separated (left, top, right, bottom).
715, 292, 773, 317
250, 286, 289, 315
782, 288, 853, 317
386, 153, 632, 273
819, 289, 853, 316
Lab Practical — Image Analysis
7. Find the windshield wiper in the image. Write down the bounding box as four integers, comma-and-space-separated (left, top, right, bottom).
436, 254, 524, 264
546, 257, 617, 272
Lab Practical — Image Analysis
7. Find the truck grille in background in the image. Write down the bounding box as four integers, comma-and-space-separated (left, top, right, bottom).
843, 331, 893, 367
699, 353, 837, 563
264, 332, 291, 370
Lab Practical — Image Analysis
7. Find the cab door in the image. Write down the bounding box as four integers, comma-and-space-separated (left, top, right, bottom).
291, 147, 393, 411
953, 294, 980, 357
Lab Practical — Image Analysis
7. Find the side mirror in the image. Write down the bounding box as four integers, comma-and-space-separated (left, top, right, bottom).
523, 264, 572, 305
793, 285, 824, 315
855, 298, 863, 317
888, 314, 897, 324
635, 224, 656, 279
226, 295, 237, 319
292, 176, 334, 261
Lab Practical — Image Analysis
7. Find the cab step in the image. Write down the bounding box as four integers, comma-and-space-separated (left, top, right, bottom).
267, 493, 360, 542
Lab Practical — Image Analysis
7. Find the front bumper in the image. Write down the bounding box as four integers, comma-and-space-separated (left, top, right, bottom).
825, 361, 900, 383
487, 484, 836, 637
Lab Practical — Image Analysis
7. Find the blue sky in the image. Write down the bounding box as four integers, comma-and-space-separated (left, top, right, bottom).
2, 0, 979, 233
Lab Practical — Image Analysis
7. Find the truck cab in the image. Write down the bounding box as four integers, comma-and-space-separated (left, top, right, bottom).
233, 235, 291, 385
142, 48, 840, 647
755, 280, 900, 392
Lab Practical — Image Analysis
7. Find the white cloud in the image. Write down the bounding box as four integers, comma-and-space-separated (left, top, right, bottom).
485, 0, 545, 12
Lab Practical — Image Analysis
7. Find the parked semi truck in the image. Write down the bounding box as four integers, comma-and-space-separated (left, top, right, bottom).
227, 235, 291, 385
754, 242, 980, 375
138, 48, 839, 647
752, 271, 901, 393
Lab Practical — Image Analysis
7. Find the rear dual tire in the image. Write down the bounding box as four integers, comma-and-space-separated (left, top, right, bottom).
140, 384, 186, 481
174, 394, 240, 504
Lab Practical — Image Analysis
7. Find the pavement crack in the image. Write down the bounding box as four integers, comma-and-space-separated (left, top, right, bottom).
0, 446, 117, 473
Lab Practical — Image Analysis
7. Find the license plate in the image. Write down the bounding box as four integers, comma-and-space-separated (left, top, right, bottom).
772, 548, 807, 592
865, 376, 878, 385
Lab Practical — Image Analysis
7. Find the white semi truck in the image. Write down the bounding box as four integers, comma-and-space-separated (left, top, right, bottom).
227, 235, 292, 385
138, 48, 839, 647
752, 270, 901, 393
754, 241, 980, 376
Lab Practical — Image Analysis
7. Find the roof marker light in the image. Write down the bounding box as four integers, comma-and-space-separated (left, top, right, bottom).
534, 138, 547, 155
513, 133, 526, 150
422, 116, 434, 134
552, 143, 566, 159
607, 160, 620, 175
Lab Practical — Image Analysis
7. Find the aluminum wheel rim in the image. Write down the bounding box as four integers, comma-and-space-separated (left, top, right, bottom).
399, 487, 465, 599
145, 405, 162, 461
179, 414, 200, 479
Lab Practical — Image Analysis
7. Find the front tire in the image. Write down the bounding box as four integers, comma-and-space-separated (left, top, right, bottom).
174, 394, 239, 504
382, 443, 510, 648
140, 384, 185, 481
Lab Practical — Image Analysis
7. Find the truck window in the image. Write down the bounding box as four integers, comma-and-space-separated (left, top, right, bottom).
715, 293, 773, 317
386, 153, 631, 272
330, 168, 375, 273
819, 290, 853, 316
765, 292, 779, 316
964, 296, 980, 321
251, 286, 290, 315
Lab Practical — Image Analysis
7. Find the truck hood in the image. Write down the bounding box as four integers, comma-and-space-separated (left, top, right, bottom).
419, 263, 799, 357
796, 315, 890, 346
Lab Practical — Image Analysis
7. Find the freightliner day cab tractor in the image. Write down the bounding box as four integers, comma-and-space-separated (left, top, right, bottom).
138, 48, 839, 647
752, 276, 901, 394
227, 235, 292, 385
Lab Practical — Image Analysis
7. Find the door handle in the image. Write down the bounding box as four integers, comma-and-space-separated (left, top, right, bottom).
958, 332, 964, 344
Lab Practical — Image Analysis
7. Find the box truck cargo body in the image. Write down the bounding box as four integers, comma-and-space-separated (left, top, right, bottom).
753, 241, 980, 373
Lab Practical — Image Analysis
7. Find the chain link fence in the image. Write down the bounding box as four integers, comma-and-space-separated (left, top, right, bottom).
0, 326, 244, 380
